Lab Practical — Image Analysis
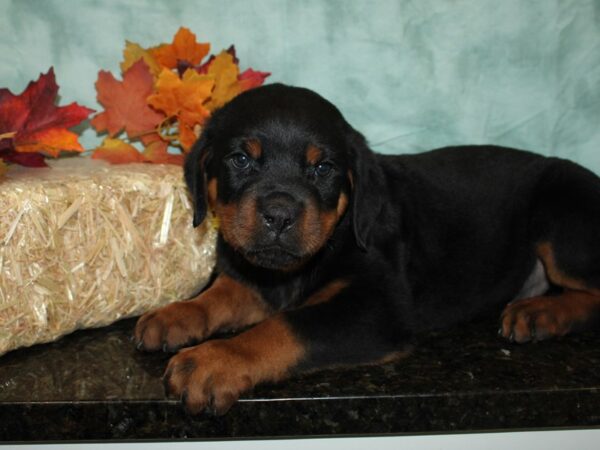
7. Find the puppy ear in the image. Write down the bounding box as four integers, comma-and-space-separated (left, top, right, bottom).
184, 130, 213, 228
346, 127, 384, 251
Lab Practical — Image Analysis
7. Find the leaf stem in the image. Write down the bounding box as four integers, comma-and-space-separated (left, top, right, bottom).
0, 131, 17, 141
156, 115, 181, 144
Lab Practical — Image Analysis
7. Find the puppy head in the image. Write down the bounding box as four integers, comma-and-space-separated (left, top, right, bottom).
185, 84, 382, 271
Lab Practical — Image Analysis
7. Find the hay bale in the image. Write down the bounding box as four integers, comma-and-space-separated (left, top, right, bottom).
0, 157, 216, 356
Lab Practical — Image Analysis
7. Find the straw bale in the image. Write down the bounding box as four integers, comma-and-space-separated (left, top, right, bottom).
0, 157, 217, 356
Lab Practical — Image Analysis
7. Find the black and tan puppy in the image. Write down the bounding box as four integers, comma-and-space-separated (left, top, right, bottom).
135, 83, 600, 414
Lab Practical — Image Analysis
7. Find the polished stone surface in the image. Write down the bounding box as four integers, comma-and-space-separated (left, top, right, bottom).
1, 315, 600, 441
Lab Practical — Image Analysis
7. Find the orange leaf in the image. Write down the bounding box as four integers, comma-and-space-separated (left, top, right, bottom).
121, 41, 162, 77
0, 68, 94, 158
178, 120, 201, 152
204, 51, 241, 111
143, 140, 184, 165
148, 68, 215, 119
91, 138, 147, 164
148, 68, 214, 130
91, 59, 164, 140
151, 27, 210, 69
16, 129, 83, 157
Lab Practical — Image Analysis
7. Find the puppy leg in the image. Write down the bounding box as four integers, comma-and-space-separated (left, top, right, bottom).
501, 163, 600, 342
500, 242, 600, 343
134, 274, 271, 352
164, 315, 303, 415
163, 284, 412, 414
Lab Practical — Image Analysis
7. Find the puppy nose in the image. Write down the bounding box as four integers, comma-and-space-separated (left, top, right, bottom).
259, 193, 302, 234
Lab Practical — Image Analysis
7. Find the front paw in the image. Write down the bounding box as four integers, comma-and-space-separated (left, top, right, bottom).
163, 341, 255, 415
134, 301, 208, 352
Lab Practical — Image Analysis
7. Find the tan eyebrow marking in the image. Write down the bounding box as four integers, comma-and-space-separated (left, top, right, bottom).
306, 144, 323, 165
245, 139, 262, 159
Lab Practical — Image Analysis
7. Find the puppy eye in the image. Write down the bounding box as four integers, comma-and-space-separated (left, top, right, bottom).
230, 153, 250, 169
315, 162, 333, 176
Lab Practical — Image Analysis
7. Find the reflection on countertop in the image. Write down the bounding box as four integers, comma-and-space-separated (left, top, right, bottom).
1, 316, 600, 441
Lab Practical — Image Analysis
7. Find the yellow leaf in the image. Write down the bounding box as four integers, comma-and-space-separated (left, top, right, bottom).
205, 51, 241, 111
120, 40, 162, 77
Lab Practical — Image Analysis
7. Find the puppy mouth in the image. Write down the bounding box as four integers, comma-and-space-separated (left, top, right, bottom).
244, 245, 305, 271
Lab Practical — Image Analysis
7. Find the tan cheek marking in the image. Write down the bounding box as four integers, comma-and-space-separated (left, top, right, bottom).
321, 192, 349, 235
304, 279, 349, 306
246, 139, 262, 159
207, 178, 217, 211
306, 144, 323, 165
299, 192, 350, 255
215, 196, 258, 250
336, 192, 349, 218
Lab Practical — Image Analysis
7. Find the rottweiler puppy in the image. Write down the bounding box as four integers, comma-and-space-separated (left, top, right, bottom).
134, 83, 600, 415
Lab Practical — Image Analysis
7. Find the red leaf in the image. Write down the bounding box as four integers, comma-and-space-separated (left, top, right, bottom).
91, 60, 164, 140
0, 148, 48, 167
238, 68, 271, 91
0, 68, 94, 158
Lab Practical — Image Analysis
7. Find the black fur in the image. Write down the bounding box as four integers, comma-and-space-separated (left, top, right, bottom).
185, 83, 600, 371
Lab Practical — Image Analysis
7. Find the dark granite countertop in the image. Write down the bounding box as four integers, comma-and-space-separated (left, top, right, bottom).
1, 315, 600, 442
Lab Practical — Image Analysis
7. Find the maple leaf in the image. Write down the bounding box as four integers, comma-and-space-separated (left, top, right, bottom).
0, 68, 94, 158
239, 68, 271, 91
148, 68, 214, 150
91, 137, 147, 164
192, 45, 238, 76
151, 27, 210, 69
0, 148, 47, 167
143, 140, 184, 165
91, 137, 183, 166
204, 51, 242, 111
91, 59, 164, 143
190, 46, 270, 105
121, 40, 162, 77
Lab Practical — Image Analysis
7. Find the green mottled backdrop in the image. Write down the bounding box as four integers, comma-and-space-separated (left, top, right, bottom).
1, 0, 599, 171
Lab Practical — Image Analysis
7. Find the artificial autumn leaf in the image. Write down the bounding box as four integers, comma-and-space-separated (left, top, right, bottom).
178, 121, 201, 151
148, 68, 214, 150
92, 137, 183, 166
121, 41, 162, 77
0, 148, 47, 167
204, 51, 242, 111
143, 140, 184, 165
91, 59, 164, 141
151, 27, 210, 69
92, 137, 147, 164
239, 68, 271, 91
0, 68, 94, 158
191, 45, 238, 76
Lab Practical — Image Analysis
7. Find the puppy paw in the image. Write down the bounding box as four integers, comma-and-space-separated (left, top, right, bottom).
134, 301, 208, 352
499, 296, 569, 343
163, 340, 255, 415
